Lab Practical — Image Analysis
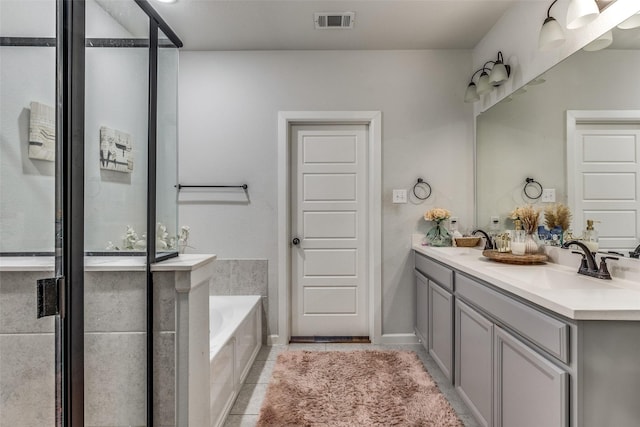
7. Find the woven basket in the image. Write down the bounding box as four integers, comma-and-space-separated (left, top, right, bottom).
454, 237, 480, 247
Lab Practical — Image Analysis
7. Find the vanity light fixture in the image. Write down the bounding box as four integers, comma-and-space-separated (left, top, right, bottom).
488, 52, 510, 85
464, 68, 485, 102
539, 0, 565, 51
583, 29, 613, 51
464, 82, 480, 103
617, 12, 640, 30
566, 0, 600, 30
477, 70, 493, 95
463, 52, 511, 103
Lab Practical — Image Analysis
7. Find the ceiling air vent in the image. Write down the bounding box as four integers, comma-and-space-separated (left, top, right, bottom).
314, 12, 355, 30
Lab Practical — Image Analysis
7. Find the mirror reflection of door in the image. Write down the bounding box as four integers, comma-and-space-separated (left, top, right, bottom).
567, 112, 640, 253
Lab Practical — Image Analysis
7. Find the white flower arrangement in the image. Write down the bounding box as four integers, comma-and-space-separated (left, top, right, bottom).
424, 208, 451, 222
123, 225, 139, 250
107, 224, 192, 252
178, 225, 191, 253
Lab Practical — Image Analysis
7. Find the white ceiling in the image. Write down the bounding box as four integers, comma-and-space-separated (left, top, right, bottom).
149, 0, 519, 51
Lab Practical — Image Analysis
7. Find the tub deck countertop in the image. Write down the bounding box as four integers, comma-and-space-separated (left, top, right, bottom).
0, 254, 216, 272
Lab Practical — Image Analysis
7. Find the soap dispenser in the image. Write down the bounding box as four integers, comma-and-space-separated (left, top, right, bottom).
583, 219, 599, 253
449, 217, 463, 241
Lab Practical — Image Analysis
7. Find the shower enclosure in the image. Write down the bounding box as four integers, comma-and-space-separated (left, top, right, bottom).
0, 0, 181, 425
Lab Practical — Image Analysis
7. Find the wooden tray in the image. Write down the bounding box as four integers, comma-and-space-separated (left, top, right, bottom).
482, 250, 548, 265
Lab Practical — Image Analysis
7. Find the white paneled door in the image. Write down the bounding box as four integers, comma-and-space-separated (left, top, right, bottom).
569, 121, 640, 251
291, 124, 369, 337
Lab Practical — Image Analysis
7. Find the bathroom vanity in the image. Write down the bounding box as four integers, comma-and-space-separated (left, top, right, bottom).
413, 243, 640, 427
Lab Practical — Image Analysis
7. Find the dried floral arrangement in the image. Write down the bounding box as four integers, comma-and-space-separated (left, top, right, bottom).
424, 208, 451, 222
510, 205, 540, 234
544, 203, 572, 231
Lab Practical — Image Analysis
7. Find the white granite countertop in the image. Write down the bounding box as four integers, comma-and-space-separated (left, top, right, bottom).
413, 242, 640, 321
0, 254, 216, 272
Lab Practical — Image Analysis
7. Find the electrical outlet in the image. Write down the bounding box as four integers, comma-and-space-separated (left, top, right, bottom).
542, 188, 556, 202
392, 189, 407, 204
491, 216, 499, 224
450, 216, 459, 225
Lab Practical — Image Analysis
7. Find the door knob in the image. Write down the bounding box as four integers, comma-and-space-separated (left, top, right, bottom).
292, 237, 300, 245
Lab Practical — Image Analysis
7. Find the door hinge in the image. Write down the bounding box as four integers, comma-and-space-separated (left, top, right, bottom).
37, 276, 64, 318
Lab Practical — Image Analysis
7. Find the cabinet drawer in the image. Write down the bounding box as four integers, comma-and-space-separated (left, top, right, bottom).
456, 273, 569, 363
414, 253, 453, 291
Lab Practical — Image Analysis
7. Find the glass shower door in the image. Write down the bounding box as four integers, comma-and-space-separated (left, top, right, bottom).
0, 0, 59, 425
83, 2, 150, 425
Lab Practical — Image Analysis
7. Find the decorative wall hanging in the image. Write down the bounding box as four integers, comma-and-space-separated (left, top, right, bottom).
28, 101, 55, 162
99, 126, 133, 173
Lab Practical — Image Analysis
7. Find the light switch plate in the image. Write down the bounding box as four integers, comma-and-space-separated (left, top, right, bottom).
542, 188, 556, 202
392, 189, 407, 204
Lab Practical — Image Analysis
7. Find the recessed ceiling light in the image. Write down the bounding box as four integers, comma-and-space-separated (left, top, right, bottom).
156, 0, 178, 4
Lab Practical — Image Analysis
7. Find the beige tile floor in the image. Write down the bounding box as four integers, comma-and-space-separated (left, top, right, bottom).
223, 343, 480, 427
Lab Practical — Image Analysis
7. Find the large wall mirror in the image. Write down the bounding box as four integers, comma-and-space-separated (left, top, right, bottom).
476, 23, 640, 257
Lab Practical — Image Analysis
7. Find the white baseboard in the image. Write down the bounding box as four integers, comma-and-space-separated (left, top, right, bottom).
379, 333, 420, 345
267, 334, 288, 346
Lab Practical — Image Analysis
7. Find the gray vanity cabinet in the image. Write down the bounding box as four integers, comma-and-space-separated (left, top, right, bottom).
455, 299, 493, 427
494, 326, 568, 427
414, 252, 454, 382
415, 249, 640, 427
428, 280, 453, 381
415, 271, 429, 345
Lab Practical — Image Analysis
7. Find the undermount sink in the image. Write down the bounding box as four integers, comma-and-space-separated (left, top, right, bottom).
486, 265, 607, 290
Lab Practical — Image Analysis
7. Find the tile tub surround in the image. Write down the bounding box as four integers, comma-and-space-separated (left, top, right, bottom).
0, 254, 216, 427
210, 259, 269, 342
0, 269, 148, 427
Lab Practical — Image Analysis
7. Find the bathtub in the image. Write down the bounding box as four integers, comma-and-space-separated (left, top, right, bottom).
209, 295, 262, 427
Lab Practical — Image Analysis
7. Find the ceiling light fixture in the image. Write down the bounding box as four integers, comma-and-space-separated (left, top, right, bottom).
156, 0, 178, 3
539, 0, 565, 51
566, 0, 600, 29
463, 52, 511, 103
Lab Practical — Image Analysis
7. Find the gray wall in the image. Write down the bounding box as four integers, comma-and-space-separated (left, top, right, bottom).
178, 50, 475, 339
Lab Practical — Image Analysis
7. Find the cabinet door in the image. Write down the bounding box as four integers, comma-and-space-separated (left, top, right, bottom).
495, 326, 568, 427
415, 271, 429, 349
428, 280, 453, 381
455, 299, 493, 427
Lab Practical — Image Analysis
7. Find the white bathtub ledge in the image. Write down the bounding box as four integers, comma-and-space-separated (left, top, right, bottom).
153, 254, 217, 293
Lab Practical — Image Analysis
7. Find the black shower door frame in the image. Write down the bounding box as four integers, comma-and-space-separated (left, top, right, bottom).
56, 1, 182, 425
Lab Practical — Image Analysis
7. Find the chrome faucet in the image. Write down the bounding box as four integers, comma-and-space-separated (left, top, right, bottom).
562, 240, 618, 280
629, 244, 640, 259
472, 229, 494, 250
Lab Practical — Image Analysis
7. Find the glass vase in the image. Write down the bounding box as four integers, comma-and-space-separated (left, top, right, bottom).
425, 220, 452, 247
524, 233, 541, 254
